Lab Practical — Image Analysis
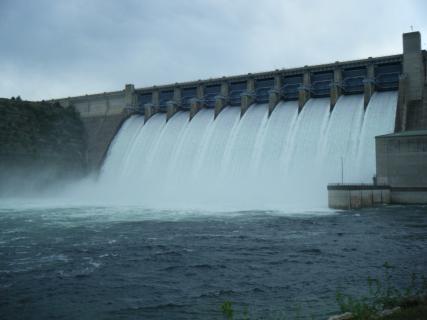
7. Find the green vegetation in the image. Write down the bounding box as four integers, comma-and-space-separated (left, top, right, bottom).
221, 301, 235, 320
0, 97, 85, 160
220, 263, 427, 320
0, 97, 87, 194
382, 303, 427, 319
336, 262, 427, 319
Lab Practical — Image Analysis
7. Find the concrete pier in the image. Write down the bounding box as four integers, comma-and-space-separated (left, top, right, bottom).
144, 90, 159, 122
189, 84, 204, 120
298, 69, 311, 112
124, 84, 136, 110
144, 103, 155, 122
330, 66, 342, 109
241, 78, 255, 117
165, 87, 180, 121
214, 81, 228, 118
268, 75, 281, 115
363, 63, 375, 108
166, 101, 178, 121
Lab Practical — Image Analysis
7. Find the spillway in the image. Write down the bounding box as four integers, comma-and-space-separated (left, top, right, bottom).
97, 92, 398, 210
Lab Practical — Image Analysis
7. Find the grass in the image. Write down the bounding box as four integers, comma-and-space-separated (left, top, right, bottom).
335, 262, 427, 319
220, 262, 427, 319
382, 303, 427, 319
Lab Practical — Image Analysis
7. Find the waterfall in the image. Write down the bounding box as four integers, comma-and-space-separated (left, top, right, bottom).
97, 91, 398, 210
356, 91, 398, 182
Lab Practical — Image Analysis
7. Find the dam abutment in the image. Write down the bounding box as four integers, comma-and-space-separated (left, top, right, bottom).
394, 32, 425, 132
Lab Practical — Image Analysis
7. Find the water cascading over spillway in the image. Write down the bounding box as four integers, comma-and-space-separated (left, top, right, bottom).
98, 91, 398, 210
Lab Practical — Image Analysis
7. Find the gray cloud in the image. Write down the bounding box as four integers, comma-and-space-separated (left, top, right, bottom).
0, 0, 426, 100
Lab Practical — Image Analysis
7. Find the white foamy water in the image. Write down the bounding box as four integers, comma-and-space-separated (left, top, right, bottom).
91, 92, 398, 210
320, 94, 365, 183
356, 91, 398, 181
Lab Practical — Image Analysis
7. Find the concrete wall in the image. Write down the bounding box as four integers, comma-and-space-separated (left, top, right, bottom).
405, 82, 427, 130
136, 53, 403, 119
389, 35, 427, 204
60, 91, 125, 117
391, 188, 427, 204
328, 186, 390, 210
396, 32, 427, 131
56, 90, 129, 170
328, 185, 427, 208
376, 132, 427, 187
376, 131, 427, 205
403, 32, 424, 101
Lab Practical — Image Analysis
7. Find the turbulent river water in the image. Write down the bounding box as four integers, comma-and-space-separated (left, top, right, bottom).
1, 91, 425, 319
1, 204, 426, 319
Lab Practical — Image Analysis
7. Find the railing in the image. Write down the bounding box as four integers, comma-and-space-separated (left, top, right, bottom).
341, 76, 365, 94
375, 72, 400, 90
180, 96, 193, 110
158, 100, 169, 112
125, 105, 144, 114
311, 79, 332, 96
203, 93, 218, 108
134, 72, 400, 114
280, 83, 300, 100
255, 86, 272, 103
327, 183, 390, 190
228, 90, 244, 106
143, 103, 154, 110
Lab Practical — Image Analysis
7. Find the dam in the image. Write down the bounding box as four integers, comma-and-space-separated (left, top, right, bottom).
4, 0, 427, 317
54, 32, 427, 209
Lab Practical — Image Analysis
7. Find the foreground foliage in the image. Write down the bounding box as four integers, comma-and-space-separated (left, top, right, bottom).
220, 263, 427, 320
336, 262, 427, 319
0, 97, 85, 159
0, 97, 87, 194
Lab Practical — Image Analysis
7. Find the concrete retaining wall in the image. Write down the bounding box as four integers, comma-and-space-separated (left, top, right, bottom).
328, 185, 427, 209
391, 188, 427, 204
56, 91, 130, 170
376, 131, 427, 187
328, 186, 391, 210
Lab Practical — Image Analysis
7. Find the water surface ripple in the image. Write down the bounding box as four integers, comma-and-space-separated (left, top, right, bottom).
0, 205, 426, 319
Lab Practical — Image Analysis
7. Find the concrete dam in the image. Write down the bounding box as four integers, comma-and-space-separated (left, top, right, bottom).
56, 32, 427, 209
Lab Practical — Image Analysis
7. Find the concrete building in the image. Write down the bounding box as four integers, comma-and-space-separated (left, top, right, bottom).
328, 32, 427, 209
376, 130, 427, 204
329, 129, 427, 209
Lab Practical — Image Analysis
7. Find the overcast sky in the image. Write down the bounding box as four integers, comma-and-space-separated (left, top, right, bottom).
0, 0, 426, 101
